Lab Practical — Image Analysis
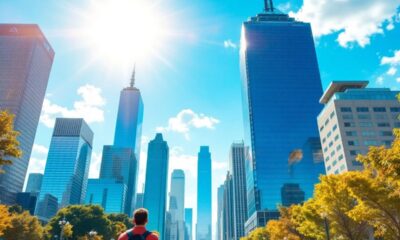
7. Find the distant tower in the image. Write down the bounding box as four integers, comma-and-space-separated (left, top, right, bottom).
168, 169, 185, 240
143, 133, 169, 239
216, 185, 224, 240
0, 24, 54, 204
240, 0, 324, 233
36, 118, 93, 221
99, 65, 144, 215
25, 173, 44, 194
196, 146, 212, 240
185, 208, 193, 240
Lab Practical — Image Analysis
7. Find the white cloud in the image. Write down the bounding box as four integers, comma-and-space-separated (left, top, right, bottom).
88, 152, 102, 179
291, 0, 400, 47
157, 109, 220, 139
376, 76, 384, 85
397, 77, 400, 83
212, 161, 227, 171
381, 50, 400, 66
32, 144, 49, 155
26, 144, 49, 174
40, 84, 106, 128
277, 2, 292, 12
387, 67, 398, 76
223, 39, 237, 49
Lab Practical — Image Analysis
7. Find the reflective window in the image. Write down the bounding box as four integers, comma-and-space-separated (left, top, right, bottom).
373, 107, 386, 112
356, 107, 369, 112
340, 107, 352, 112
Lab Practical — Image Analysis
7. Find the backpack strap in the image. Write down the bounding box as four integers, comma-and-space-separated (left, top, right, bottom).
127, 230, 134, 240
142, 231, 152, 239
127, 230, 152, 240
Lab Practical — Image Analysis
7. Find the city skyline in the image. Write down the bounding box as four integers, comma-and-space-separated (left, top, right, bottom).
0, 0, 400, 239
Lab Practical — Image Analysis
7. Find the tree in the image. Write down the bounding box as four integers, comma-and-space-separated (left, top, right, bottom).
241, 227, 269, 240
0, 205, 12, 237
107, 213, 132, 239
46, 205, 112, 239
63, 222, 73, 239
0, 111, 22, 172
1, 210, 43, 240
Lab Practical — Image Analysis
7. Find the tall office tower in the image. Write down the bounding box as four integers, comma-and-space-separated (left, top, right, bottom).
99, 69, 144, 215
196, 146, 212, 240
85, 179, 127, 213
318, 81, 400, 175
0, 24, 54, 204
216, 185, 224, 240
240, 0, 324, 233
143, 133, 169, 239
36, 118, 93, 221
229, 142, 248, 239
223, 173, 234, 240
25, 173, 43, 193
16, 192, 38, 215
184, 208, 193, 240
135, 193, 144, 210
169, 169, 185, 240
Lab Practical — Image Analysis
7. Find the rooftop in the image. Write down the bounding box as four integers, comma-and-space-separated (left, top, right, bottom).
320, 81, 369, 104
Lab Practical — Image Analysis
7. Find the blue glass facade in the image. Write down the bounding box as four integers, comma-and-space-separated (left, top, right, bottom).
196, 146, 212, 240
25, 173, 43, 193
143, 133, 169, 239
185, 208, 193, 240
0, 24, 54, 204
240, 9, 324, 226
36, 118, 93, 220
85, 179, 127, 214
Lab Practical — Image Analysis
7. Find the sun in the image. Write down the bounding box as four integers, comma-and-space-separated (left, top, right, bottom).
80, 0, 169, 66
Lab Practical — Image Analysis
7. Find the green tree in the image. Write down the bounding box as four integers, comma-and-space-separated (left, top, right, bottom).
241, 227, 269, 240
107, 213, 133, 229
46, 205, 112, 239
1, 210, 43, 240
0, 111, 22, 172
0, 205, 12, 237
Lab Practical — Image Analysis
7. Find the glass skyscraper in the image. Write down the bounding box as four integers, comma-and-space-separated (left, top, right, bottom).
25, 173, 43, 193
143, 133, 169, 239
168, 169, 185, 240
0, 24, 54, 204
99, 71, 144, 216
240, 1, 324, 233
184, 208, 193, 240
36, 118, 93, 221
85, 178, 127, 214
196, 146, 212, 240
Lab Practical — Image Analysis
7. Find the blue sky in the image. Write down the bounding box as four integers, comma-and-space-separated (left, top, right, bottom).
1, 0, 400, 235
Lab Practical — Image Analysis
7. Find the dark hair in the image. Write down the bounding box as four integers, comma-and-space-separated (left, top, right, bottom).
133, 208, 148, 225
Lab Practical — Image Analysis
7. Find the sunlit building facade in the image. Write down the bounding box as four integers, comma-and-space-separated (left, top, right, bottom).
143, 133, 169, 239
240, 3, 324, 233
36, 118, 93, 221
196, 146, 212, 240
0, 24, 54, 204
185, 208, 193, 240
25, 173, 43, 193
85, 178, 127, 213
318, 81, 400, 175
168, 169, 185, 240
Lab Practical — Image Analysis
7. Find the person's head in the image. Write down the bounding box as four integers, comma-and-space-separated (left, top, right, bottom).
133, 208, 148, 226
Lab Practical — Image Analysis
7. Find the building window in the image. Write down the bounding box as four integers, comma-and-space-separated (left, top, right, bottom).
356, 107, 369, 112
330, 150, 336, 157
325, 119, 330, 126
327, 131, 332, 138
320, 125, 324, 132
334, 135, 340, 141
342, 114, 354, 120
340, 165, 346, 171
336, 145, 342, 151
373, 107, 386, 112
338, 154, 344, 160
322, 138, 326, 144
344, 122, 356, 127
334, 169, 340, 174
375, 114, 387, 120
346, 131, 357, 137
325, 156, 330, 162
358, 114, 371, 120
390, 107, 400, 112
332, 160, 338, 166
364, 140, 378, 146
330, 112, 336, 119
352, 160, 363, 166
341, 107, 352, 112
350, 150, 360, 156
395, 123, 400, 128
362, 131, 376, 137
348, 140, 359, 146
359, 122, 373, 127
332, 124, 338, 131
382, 140, 392, 147
324, 147, 328, 153
327, 165, 332, 171
380, 131, 393, 137
328, 141, 333, 147
377, 122, 390, 127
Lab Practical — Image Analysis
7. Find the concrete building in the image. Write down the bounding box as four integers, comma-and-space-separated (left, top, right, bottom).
0, 24, 54, 204
318, 81, 400, 174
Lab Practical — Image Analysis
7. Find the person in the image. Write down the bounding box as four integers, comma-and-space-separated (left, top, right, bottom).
118, 208, 159, 240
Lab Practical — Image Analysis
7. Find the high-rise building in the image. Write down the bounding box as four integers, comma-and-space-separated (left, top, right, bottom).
318, 81, 400, 175
223, 173, 234, 240
196, 146, 212, 240
216, 185, 224, 240
0, 24, 54, 204
184, 208, 193, 240
35, 194, 58, 221
36, 118, 93, 221
99, 70, 144, 216
25, 173, 43, 193
240, 0, 325, 233
85, 179, 127, 213
16, 192, 37, 215
143, 133, 169, 239
229, 142, 248, 240
281, 183, 305, 207
168, 169, 185, 240
135, 193, 144, 210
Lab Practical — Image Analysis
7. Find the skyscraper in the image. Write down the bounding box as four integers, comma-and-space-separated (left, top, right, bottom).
99, 69, 144, 215
184, 208, 193, 240
0, 24, 54, 204
168, 169, 185, 240
25, 173, 43, 193
240, 0, 324, 233
135, 193, 144, 210
318, 81, 400, 174
229, 142, 248, 240
196, 146, 212, 240
36, 118, 93, 221
223, 173, 234, 240
143, 133, 169, 239
216, 185, 224, 240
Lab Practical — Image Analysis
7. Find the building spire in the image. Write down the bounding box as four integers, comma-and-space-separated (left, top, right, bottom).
130, 63, 136, 88
264, 0, 274, 12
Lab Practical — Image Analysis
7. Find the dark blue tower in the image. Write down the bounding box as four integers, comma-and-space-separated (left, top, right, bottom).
240, 0, 325, 233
